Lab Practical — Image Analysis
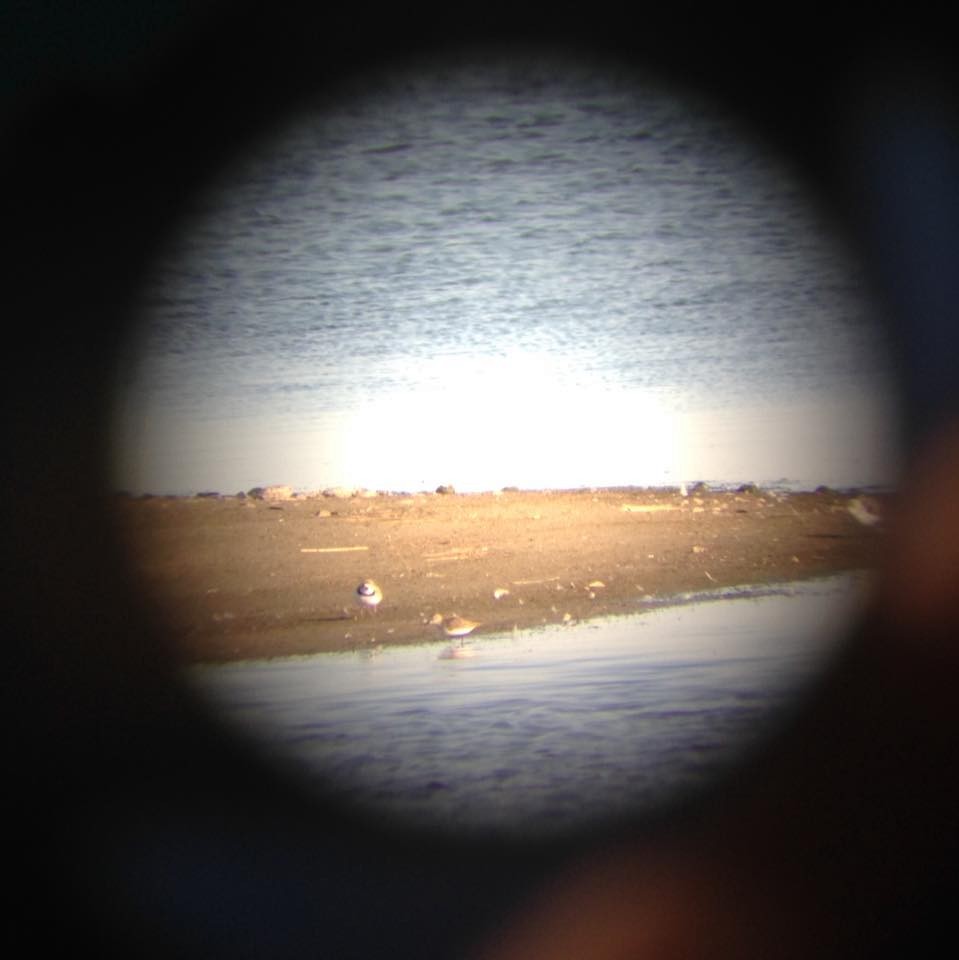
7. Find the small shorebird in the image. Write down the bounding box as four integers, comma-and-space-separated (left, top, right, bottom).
847, 496, 883, 528
355, 579, 383, 614
431, 613, 481, 641
433, 614, 481, 659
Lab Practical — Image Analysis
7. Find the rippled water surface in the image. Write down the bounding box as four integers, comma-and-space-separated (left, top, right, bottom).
190, 574, 866, 837
112, 53, 899, 495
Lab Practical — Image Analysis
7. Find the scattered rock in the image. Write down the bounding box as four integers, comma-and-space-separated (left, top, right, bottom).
323, 486, 356, 499
248, 485, 295, 501
735, 483, 760, 494
263, 485, 294, 501
435, 484, 456, 495
493, 588, 510, 599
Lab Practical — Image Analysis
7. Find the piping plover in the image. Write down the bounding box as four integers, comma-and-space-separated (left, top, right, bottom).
355, 579, 383, 613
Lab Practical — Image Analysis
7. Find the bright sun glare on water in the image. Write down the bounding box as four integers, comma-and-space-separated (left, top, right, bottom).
335, 351, 679, 492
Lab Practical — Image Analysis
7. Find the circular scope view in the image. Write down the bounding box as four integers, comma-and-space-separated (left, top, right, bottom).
111, 48, 899, 837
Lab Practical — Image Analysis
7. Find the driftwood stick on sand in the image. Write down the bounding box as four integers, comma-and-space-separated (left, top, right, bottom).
300, 546, 369, 553
621, 503, 680, 513
423, 547, 490, 561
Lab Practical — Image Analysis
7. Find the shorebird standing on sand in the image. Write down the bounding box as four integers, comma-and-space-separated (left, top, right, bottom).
431, 613, 481, 642
433, 613, 482, 659
355, 579, 383, 615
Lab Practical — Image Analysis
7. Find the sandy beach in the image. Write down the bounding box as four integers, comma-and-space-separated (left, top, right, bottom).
113, 485, 888, 663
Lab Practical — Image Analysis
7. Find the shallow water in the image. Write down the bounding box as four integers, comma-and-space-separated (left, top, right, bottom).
111, 53, 900, 496
190, 573, 867, 838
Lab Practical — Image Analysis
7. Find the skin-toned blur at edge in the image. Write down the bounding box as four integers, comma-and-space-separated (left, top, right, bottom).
5, 6, 958, 959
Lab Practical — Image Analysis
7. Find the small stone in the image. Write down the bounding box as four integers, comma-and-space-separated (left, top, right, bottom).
323, 486, 356, 499
493, 588, 510, 599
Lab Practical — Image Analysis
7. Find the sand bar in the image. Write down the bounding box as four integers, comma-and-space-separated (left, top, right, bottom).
113, 486, 889, 663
